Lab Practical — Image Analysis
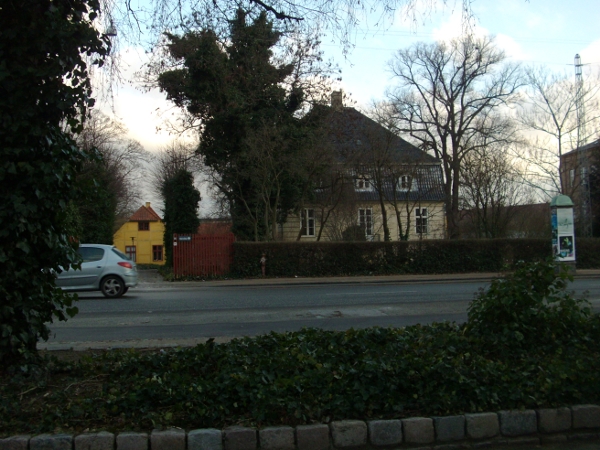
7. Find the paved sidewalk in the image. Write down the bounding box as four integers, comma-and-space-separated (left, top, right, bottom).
137, 268, 600, 289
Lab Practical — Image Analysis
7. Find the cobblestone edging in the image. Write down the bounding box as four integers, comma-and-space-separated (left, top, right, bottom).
1, 405, 599, 450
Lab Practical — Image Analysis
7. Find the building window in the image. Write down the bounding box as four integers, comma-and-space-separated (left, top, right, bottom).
355, 176, 371, 190
416, 208, 428, 235
581, 167, 588, 186
301, 209, 315, 236
125, 246, 136, 262
569, 169, 575, 187
138, 221, 150, 231
399, 175, 412, 189
152, 245, 163, 262
359, 208, 373, 236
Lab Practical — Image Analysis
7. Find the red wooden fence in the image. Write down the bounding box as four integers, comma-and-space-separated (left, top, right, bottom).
172, 233, 235, 277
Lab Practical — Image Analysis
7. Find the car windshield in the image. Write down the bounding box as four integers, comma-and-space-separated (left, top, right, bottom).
112, 247, 131, 261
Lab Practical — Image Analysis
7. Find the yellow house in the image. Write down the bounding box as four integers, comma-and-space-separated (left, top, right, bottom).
113, 202, 165, 265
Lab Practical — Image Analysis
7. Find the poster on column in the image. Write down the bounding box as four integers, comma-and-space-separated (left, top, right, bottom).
552, 208, 575, 262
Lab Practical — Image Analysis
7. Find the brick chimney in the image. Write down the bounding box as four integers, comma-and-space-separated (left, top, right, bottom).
145, 202, 151, 208
331, 90, 343, 110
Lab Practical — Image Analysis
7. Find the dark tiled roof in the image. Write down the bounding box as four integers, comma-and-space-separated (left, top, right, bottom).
320, 107, 445, 202
129, 204, 162, 222
353, 165, 446, 203
326, 107, 439, 164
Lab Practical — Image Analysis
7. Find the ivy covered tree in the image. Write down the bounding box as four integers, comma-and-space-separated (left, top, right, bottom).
162, 169, 201, 266
0, 0, 109, 366
158, 9, 324, 240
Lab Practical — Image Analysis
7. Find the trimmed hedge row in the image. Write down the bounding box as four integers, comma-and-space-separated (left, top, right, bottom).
231, 238, 600, 278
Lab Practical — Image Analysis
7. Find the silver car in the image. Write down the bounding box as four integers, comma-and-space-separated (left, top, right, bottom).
55, 244, 138, 298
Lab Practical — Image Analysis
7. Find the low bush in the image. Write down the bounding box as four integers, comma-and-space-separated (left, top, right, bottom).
465, 259, 593, 354
1, 261, 598, 436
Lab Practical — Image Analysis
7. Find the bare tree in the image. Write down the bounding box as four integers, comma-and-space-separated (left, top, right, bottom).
385, 35, 521, 238
515, 66, 600, 196
460, 145, 532, 238
75, 110, 148, 226
367, 103, 446, 241
149, 140, 202, 205
101, 0, 475, 57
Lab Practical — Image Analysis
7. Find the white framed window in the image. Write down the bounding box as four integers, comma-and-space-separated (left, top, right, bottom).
359, 208, 373, 236
125, 245, 137, 262
415, 207, 428, 235
399, 175, 412, 190
355, 175, 371, 190
301, 208, 315, 236
569, 169, 575, 187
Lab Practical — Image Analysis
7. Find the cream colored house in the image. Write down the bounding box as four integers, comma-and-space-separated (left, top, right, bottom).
280, 94, 446, 241
113, 202, 165, 264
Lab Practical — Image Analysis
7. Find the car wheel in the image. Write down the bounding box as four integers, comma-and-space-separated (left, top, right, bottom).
101, 276, 125, 298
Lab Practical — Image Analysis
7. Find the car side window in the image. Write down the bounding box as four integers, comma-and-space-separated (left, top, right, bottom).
78, 247, 105, 262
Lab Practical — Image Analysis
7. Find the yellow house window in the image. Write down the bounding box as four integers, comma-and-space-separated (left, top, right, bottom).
138, 221, 150, 231
153, 245, 163, 262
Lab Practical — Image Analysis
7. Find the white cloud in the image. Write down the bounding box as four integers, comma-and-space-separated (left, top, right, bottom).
580, 38, 600, 70
494, 33, 529, 62
94, 45, 193, 153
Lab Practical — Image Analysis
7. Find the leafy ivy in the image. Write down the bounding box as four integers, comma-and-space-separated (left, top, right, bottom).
0, 0, 109, 367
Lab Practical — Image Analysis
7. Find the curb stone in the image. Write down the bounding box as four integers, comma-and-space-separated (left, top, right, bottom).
434, 416, 465, 442
498, 410, 537, 437
188, 429, 222, 450
465, 413, 499, 440
151, 429, 186, 450
115, 432, 147, 450
2, 405, 600, 450
296, 424, 329, 450
402, 417, 435, 444
537, 408, 571, 433
30, 434, 72, 450
259, 427, 295, 450
330, 421, 367, 448
0, 436, 30, 450
367, 420, 402, 447
223, 427, 257, 450
74, 432, 115, 450
572, 405, 600, 429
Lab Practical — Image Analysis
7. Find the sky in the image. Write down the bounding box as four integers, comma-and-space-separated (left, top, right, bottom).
98, 0, 600, 210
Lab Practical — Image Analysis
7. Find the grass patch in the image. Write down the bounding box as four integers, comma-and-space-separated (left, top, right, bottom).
1, 261, 599, 437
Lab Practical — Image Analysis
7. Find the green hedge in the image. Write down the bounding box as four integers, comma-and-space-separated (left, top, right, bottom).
231, 238, 600, 277
231, 239, 584, 277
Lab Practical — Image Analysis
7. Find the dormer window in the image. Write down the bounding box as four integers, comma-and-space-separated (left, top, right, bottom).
399, 175, 412, 190
355, 176, 371, 190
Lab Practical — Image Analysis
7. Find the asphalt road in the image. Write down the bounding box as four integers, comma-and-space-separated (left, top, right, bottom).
41, 277, 600, 350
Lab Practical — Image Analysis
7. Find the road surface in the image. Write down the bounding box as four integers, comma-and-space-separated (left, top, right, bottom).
41, 276, 600, 350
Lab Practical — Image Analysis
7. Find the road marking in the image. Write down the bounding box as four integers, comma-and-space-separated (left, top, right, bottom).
325, 291, 416, 296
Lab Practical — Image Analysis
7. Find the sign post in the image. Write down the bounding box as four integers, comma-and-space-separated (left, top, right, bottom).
550, 195, 576, 273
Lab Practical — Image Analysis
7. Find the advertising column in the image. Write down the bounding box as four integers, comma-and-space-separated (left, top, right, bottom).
550, 195, 576, 267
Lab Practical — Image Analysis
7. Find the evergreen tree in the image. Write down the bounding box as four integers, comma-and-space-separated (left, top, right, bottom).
162, 169, 201, 266
158, 9, 310, 240
74, 163, 118, 244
